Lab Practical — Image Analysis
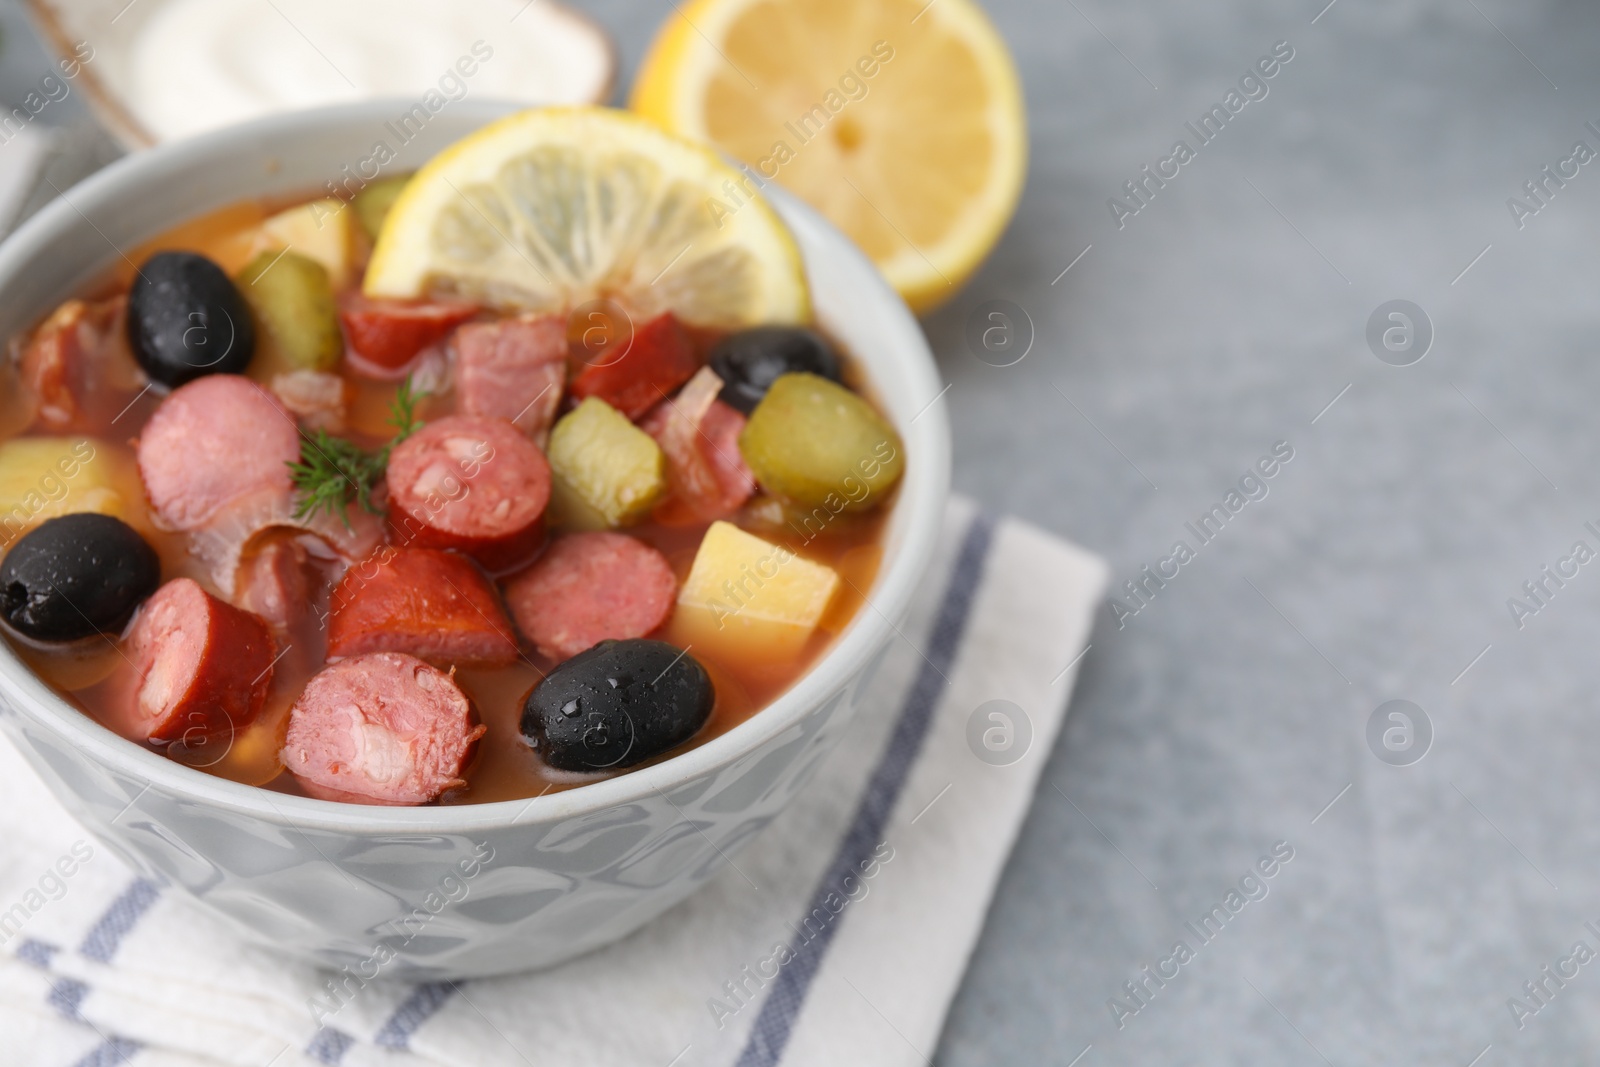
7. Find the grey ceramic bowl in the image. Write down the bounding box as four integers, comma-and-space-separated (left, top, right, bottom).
0, 101, 949, 978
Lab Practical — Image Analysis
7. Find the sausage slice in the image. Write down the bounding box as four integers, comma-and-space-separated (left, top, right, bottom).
137, 376, 300, 531
282, 652, 485, 805
328, 547, 518, 668
502, 532, 677, 661
124, 577, 277, 745
339, 295, 478, 379
455, 316, 566, 444
570, 312, 700, 421
386, 415, 550, 573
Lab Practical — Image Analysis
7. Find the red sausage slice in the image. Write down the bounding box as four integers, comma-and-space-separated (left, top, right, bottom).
124, 578, 277, 745
502, 532, 677, 661
339, 295, 478, 378
570, 312, 700, 421
386, 415, 550, 573
455, 316, 566, 443
137, 376, 301, 531
328, 547, 518, 668
282, 652, 485, 805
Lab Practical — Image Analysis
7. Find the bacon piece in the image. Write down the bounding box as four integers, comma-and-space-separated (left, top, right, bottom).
270, 370, 346, 432
641, 366, 756, 523
20, 296, 137, 431
234, 533, 315, 639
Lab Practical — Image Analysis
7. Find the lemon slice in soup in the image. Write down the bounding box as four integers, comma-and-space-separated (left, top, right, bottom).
363, 107, 810, 329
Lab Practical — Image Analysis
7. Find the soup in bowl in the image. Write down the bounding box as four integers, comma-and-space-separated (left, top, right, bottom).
0, 102, 947, 977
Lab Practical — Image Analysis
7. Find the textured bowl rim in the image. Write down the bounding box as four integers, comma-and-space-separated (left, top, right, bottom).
0, 100, 951, 834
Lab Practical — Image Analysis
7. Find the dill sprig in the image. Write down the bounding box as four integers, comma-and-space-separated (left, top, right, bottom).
289, 432, 386, 525
388, 375, 425, 444
289, 376, 427, 527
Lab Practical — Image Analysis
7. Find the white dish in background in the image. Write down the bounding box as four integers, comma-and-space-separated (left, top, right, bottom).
0, 101, 949, 978
24, 0, 616, 148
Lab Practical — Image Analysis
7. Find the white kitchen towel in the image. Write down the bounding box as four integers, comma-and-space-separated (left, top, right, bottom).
0, 496, 1108, 1067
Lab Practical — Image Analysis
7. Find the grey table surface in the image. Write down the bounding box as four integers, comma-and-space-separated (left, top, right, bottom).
7, 0, 1600, 1063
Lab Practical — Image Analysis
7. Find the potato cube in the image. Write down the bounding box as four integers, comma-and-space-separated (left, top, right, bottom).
0, 437, 145, 550
260, 199, 354, 289
546, 398, 666, 529
675, 521, 839, 659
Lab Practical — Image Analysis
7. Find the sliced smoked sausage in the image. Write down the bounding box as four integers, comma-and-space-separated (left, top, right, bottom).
328, 547, 518, 668
137, 375, 300, 531
123, 577, 277, 745
569, 312, 700, 421
385, 415, 550, 573
502, 532, 677, 661
282, 652, 484, 805
455, 316, 566, 443
339, 295, 478, 378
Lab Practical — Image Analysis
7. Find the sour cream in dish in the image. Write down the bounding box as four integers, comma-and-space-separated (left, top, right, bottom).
123, 0, 612, 142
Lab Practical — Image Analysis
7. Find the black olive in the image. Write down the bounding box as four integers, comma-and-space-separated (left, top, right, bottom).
708, 327, 843, 414
126, 251, 255, 387
521, 639, 714, 772
0, 514, 161, 642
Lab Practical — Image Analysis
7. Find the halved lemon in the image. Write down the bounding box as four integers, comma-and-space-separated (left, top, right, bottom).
630, 0, 1027, 314
364, 107, 809, 328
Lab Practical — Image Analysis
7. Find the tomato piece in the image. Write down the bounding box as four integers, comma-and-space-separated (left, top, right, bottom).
570, 312, 701, 420
339, 295, 478, 375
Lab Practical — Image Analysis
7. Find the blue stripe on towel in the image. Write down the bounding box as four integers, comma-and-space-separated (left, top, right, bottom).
79, 878, 162, 963
48, 977, 89, 1020
306, 1026, 357, 1065
374, 980, 457, 1048
16, 938, 57, 968
735, 512, 997, 1067
71, 1036, 141, 1067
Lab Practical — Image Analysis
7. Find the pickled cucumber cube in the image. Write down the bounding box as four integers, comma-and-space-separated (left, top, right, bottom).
546, 398, 666, 529
260, 199, 353, 289
675, 521, 839, 659
0, 437, 145, 548
353, 175, 412, 241
739, 373, 904, 512
237, 251, 342, 374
